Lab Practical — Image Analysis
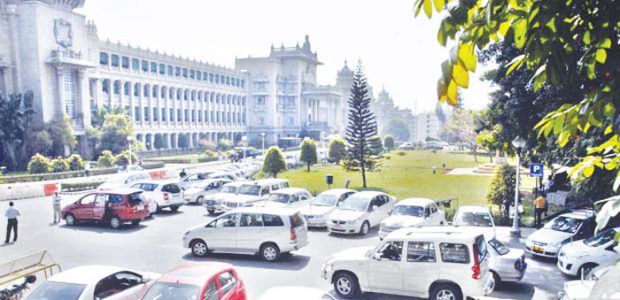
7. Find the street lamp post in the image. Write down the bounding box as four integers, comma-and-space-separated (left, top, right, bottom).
241, 135, 247, 160
127, 136, 133, 166
511, 136, 527, 237
261, 132, 266, 154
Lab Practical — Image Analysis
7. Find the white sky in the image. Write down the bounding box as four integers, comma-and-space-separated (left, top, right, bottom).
77, 0, 493, 113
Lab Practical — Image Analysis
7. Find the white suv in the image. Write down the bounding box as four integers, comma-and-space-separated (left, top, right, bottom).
219, 179, 289, 212
379, 198, 446, 240
182, 207, 309, 261
321, 226, 495, 299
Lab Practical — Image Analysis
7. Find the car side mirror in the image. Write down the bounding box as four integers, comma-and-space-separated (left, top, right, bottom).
606, 244, 616, 251
388, 210, 393, 216
373, 252, 382, 260
372, 205, 379, 211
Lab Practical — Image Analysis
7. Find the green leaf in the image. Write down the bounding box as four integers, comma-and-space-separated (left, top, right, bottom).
558, 131, 570, 147
506, 54, 526, 75
453, 62, 470, 88
513, 19, 527, 49
446, 79, 458, 106
433, 0, 444, 12
583, 31, 591, 45
583, 165, 595, 177
458, 42, 477, 72
423, 0, 433, 18
595, 49, 607, 63
499, 21, 511, 37
546, 17, 556, 32
598, 38, 612, 49
553, 114, 565, 135
604, 125, 613, 135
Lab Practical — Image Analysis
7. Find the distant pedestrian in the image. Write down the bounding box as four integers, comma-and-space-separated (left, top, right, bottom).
543, 175, 554, 193
4, 201, 20, 244
442, 163, 446, 169
432, 166, 437, 174
52, 192, 62, 224
179, 169, 187, 178
534, 192, 547, 227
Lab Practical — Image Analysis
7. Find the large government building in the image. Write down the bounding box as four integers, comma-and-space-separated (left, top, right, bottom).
0, 0, 418, 157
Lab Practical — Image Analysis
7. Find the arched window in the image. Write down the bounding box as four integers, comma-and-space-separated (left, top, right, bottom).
123, 82, 130, 96
143, 84, 150, 97
134, 83, 140, 97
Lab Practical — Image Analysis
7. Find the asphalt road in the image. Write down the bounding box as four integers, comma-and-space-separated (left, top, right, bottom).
0, 195, 567, 299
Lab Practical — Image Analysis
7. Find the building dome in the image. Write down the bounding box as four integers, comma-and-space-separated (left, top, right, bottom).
337, 60, 354, 77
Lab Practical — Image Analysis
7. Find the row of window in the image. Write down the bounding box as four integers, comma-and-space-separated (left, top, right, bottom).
379, 241, 474, 264
99, 52, 245, 88
130, 106, 246, 125
100, 80, 246, 106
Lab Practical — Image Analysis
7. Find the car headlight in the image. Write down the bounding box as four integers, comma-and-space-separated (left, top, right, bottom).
183, 230, 190, 237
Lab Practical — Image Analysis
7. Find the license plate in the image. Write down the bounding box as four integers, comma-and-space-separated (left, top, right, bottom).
334, 224, 341, 229
532, 246, 544, 253
137, 205, 144, 210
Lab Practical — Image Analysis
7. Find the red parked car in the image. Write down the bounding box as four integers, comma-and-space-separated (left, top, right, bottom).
141, 263, 247, 300
62, 188, 150, 229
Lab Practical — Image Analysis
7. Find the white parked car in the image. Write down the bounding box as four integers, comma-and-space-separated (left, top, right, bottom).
25, 265, 159, 300
183, 178, 232, 204
300, 189, 356, 228
379, 198, 446, 240
218, 179, 289, 212
178, 172, 214, 189
557, 265, 616, 300
130, 180, 184, 213
183, 207, 309, 261
262, 188, 313, 209
452, 206, 496, 233
258, 287, 335, 300
327, 191, 397, 236
203, 181, 248, 215
487, 238, 527, 283
558, 227, 620, 277
321, 226, 495, 299
98, 171, 151, 190
208, 170, 240, 181
525, 209, 597, 258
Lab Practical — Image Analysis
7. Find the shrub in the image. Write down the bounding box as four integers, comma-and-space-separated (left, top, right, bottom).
67, 154, 85, 171
97, 150, 115, 168
27, 154, 51, 174
300, 138, 318, 171
204, 150, 217, 157
62, 181, 105, 192
486, 164, 518, 225
384, 155, 391, 160
50, 156, 69, 173
198, 156, 219, 163
262, 146, 287, 177
217, 139, 233, 151
328, 138, 347, 164
384, 135, 395, 151
114, 150, 139, 166
397, 151, 406, 156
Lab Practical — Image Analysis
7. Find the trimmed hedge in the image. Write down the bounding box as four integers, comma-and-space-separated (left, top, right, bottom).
197, 156, 220, 163
62, 181, 104, 192
146, 156, 219, 164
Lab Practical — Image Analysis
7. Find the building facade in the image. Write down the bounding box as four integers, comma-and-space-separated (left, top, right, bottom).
0, 0, 247, 157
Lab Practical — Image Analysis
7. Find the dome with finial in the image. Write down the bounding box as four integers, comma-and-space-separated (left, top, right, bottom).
338, 60, 354, 77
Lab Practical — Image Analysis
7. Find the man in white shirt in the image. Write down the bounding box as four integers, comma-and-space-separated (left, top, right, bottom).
5, 201, 20, 244
52, 192, 62, 224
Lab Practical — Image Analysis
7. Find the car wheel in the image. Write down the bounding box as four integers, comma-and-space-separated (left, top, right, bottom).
260, 243, 280, 262
191, 240, 208, 257
155, 203, 161, 213
579, 263, 598, 278
109, 216, 121, 229
360, 221, 370, 236
65, 214, 76, 226
491, 271, 501, 286
430, 284, 462, 300
333, 272, 360, 299
196, 196, 204, 205
170, 206, 180, 212
131, 220, 140, 226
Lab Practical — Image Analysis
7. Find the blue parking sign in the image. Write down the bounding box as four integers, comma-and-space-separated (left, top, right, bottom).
530, 163, 544, 178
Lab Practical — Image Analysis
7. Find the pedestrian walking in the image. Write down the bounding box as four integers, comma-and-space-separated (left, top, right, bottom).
179, 169, 187, 178
52, 192, 62, 224
4, 201, 20, 244
543, 175, 554, 193
534, 192, 547, 227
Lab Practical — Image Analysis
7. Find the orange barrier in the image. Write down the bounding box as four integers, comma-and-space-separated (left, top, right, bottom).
43, 183, 58, 196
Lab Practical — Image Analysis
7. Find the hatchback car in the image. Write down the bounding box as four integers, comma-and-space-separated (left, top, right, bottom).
140, 263, 246, 300
262, 188, 313, 209
62, 189, 150, 229
557, 227, 619, 277
379, 198, 445, 240
183, 207, 309, 261
326, 191, 396, 236
183, 178, 232, 204
321, 226, 495, 299
300, 189, 356, 228
130, 180, 185, 213
25, 265, 160, 300
525, 209, 596, 257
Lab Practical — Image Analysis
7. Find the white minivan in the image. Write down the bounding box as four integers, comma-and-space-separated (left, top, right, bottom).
321, 226, 495, 299
183, 207, 309, 261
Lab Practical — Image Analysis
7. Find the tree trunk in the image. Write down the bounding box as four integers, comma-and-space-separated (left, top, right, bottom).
307, 162, 310, 172
272, 172, 277, 178
489, 150, 493, 163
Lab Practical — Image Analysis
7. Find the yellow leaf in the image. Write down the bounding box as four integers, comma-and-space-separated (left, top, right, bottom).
423, 0, 433, 18
447, 79, 458, 106
433, 0, 444, 12
513, 19, 527, 49
458, 42, 477, 72
553, 114, 565, 135
583, 165, 595, 177
499, 21, 511, 37
595, 49, 607, 64
453, 63, 470, 88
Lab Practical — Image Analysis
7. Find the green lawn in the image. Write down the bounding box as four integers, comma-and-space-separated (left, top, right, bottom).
281, 151, 492, 212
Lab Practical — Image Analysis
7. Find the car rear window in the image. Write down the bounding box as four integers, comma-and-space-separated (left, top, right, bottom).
289, 212, 305, 228
439, 243, 470, 264
128, 192, 145, 205
142, 282, 201, 300
263, 214, 284, 227
475, 235, 488, 262
140, 183, 157, 192
162, 184, 181, 193
26, 281, 86, 300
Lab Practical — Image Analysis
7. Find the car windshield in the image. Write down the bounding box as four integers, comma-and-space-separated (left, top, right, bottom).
221, 186, 237, 193
584, 228, 619, 247
269, 193, 290, 204
142, 282, 201, 300
392, 205, 424, 217
311, 194, 338, 207
238, 185, 260, 195
26, 281, 86, 300
338, 195, 369, 211
454, 211, 493, 227
545, 216, 583, 233
488, 238, 510, 255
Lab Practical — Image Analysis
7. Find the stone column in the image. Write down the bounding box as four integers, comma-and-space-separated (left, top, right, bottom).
77, 69, 91, 128
128, 81, 134, 120
55, 67, 65, 118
